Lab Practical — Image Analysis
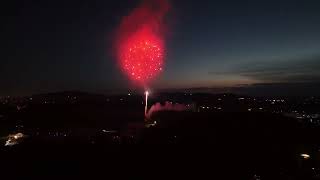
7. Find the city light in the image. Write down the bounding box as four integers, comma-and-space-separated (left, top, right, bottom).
4, 133, 25, 146
300, 153, 310, 159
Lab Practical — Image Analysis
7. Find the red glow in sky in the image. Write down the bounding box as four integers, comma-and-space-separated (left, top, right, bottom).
115, 0, 170, 87
120, 27, 163, 85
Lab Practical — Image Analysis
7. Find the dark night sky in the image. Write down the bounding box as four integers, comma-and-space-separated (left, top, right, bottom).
1, 0, 320, 95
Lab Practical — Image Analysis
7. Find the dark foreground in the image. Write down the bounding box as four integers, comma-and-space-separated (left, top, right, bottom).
1, 111, 320, 179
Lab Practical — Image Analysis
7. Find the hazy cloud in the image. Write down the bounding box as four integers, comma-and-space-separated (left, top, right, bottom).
209, 55, 320, 83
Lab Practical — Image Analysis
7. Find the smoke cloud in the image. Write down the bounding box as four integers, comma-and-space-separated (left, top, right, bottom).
117, 0, 170, 38
146, 101, 190, 119
115, 0, 170, 53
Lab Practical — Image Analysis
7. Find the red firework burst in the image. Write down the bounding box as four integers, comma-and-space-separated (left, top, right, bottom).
115, 0, 170, 87
119, 27, 164, 86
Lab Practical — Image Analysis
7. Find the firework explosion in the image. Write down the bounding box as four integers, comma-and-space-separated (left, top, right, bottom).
115, 0, 170, 87
120, 28, 163, 85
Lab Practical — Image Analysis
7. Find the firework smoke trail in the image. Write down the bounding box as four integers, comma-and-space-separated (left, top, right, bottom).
146, 101, 191, 119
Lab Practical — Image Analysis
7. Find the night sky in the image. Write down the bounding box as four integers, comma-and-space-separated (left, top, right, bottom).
2, 0, 320, 96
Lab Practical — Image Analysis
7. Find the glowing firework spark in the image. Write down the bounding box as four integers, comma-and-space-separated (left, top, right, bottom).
145, 90, 149, 116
